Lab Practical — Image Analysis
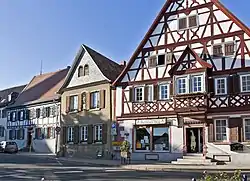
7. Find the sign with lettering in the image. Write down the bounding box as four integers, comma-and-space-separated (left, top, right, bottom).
135, 119, 166, 125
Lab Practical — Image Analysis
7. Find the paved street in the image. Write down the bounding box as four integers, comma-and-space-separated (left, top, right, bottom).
0, 153, 248, 181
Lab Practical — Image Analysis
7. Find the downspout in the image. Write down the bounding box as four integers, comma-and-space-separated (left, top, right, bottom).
109, 84, 113, 155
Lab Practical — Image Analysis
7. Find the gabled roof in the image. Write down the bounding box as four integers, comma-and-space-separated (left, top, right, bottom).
58, 44, 124, 93
112, 0, 250, 86
0, 85, 26, 108
7, 67, 69, 108
169, 46, 212, 75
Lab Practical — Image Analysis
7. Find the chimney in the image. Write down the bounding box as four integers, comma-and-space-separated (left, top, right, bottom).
120, 60, 126, 66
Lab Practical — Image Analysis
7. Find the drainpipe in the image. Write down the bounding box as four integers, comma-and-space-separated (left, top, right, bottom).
109, 85, 113, 156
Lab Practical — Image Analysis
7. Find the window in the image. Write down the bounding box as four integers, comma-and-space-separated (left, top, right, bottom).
46, 127, 54, 139
67, 127, 74, 142
7, 112, 10, 121
135, 126, 170, 151
244, 119, 250, 141
82, 92, 87, 110
158, 54, 165, 66
147, 85, 154, 102
0, 126, 4, 137
178, 17, 187, 30
45, 107, 51, 117
153, 127, 170, 151
78, 66, 84, 77
20, 111, 24, 120
240, 75, 250, 92
17, 129, 24, 140
0, 110, 2, 119
215, 119, 228, 141
80, 126, 88, 142
159, 84, 169, 100
90, 91, 100, 109
2, 110, 6, 118
135, 87, 144, 102
69, 95, 78, 112
148, 56, 157, 68
36, 108, 40, 118
35, 128, 45, 139
192, 75, 203, 93
12, 112, 16, 121
176, 77, 187, 94
94, 125, 102, 142
189, 15, 198, 28
225, 42, 235, 56
84, 64, 89, 76
213, 44, 223, 57
215, 78, 227, 95
9, 129, 16, 140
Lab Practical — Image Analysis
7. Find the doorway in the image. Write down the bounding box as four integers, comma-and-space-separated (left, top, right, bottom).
27, 128, 33, 147
186, 127, 203, 153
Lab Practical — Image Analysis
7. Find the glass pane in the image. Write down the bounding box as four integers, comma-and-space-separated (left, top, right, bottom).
135, 127, 151, 151
153, 127, 169, 151
216, 134, 222, 141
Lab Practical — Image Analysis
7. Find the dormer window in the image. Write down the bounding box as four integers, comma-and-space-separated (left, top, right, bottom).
84, 64, 89, 76
78, 66, 84, 77
178, 15, 198, 31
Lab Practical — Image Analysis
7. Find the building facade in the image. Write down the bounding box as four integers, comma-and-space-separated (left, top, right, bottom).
6, 68, 69, 153
58, 44, 123, 159
0, 85, 26, 142
113, 0, 250, 163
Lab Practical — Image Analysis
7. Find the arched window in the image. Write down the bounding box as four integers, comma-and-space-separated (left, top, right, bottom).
84, 64, 89, 76
78, 66, 84, 77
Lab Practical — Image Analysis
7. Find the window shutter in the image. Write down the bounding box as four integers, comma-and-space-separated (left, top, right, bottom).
86, 92, 91, 110
129, 87, 134, 102
208, 78, 214, 95
208, 122, 214, 142
233, 74, 240, 93
154, 85, 159, 100
144, 86, 148, 102
62, 127, 67, 144
74, 126, 79, 144
227, 76, 233, 95
78, 94, 82, 112
100, 90, 106, 109
102, 124, 108, 144
66, 96, 70, 113
188, 15, 197, 27
169, 82, 173, 97
87, 125, 93, 144
148, 56, 157, 68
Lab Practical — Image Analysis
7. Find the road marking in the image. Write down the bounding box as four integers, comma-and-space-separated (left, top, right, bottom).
104, 169, 131, 172
54, 170, 84, 174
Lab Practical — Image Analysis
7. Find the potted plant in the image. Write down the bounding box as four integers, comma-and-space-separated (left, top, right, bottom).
120, 140, 131, 160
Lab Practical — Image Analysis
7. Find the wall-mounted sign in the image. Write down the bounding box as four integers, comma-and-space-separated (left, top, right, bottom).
135, 119, 166, 125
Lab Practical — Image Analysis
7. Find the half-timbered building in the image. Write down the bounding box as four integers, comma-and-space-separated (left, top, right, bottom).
113, 0, 250, 164
6, 67, 69, 153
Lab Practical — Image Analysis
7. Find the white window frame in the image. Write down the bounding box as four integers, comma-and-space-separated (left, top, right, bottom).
240, 74, 250, 93
176, 76, 188, 94
215, 77, 227, 95
90, 91, 100, 109
191, 74, 204, 93
214, 119, 229, 142
80, 125, 88, 142
177, 14, 199, 31
243, 118, 250, 141
159, 83, 170, 100
67, 127, 74, 142
94, 125, 102, 143
134, 86, 144, 102
69, 95, 78, 112
147, 85, 154, 102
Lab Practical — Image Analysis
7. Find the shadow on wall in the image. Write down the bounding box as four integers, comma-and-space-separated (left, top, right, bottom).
60, 110, 113, 159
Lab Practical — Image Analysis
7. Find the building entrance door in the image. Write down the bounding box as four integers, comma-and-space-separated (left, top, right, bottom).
186, 127, 203, 153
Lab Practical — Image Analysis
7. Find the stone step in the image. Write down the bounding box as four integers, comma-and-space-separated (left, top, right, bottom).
176, 158, 212, 163
171, 161, 215, 165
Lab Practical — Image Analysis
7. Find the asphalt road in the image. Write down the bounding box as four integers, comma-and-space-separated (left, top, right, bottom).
0, 153, 245, 181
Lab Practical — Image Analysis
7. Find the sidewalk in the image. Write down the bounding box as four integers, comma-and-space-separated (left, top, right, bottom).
56, 156, 250, 172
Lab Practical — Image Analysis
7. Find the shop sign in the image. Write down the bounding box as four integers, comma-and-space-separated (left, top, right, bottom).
135, 119, 166, 125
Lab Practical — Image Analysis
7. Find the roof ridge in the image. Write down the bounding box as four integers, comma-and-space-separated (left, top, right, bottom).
35, 66, 70, 77
0, 84, 27, 92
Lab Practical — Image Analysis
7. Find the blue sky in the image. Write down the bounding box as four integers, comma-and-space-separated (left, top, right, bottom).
0, 0, 249, 90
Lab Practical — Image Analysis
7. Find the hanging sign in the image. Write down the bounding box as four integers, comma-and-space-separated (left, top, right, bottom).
135, 119, 166, 125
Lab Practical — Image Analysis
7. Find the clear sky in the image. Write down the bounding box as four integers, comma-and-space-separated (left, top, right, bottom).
0, 0, 249, 90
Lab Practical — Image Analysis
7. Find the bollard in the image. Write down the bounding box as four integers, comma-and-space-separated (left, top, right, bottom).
242, 174, 247, 181
192, 178, 196, 181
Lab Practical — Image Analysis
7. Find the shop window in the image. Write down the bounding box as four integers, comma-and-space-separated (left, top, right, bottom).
135, 126, 170, 151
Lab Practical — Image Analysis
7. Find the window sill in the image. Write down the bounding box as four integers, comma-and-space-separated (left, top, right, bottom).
93, 142, 103, 144
67, 142, 74, 145
80, 141, 88, 144
89, 108, 101, 112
